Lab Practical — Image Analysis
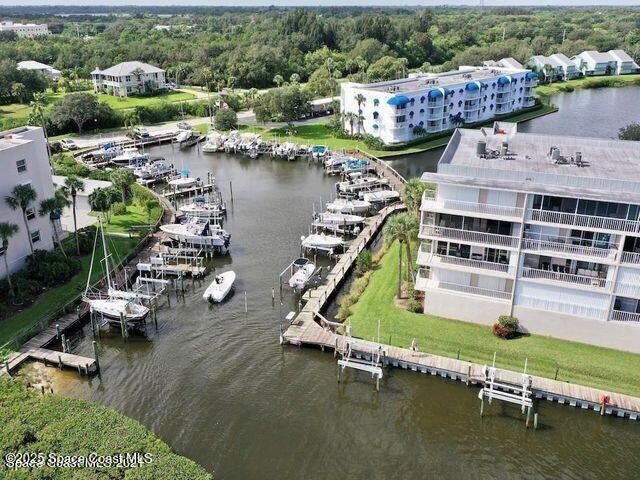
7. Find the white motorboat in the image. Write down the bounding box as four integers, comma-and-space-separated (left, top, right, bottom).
134, 160, 174, 179
224, 130, 241, 150
168, 170, 197, 189
326, 198, 371, 214
337, 172, 389, 194
288, 258, 316, 291
83, 219, 149, 323
202, 131, 228, 153
361, 190, 401, 203
316, 212, 365, 226
301, 234, 343, 251
180, 195, 227, 220
312, 145, 328, 159
175, 129, 194, 143
111, 147, 149, 166
161, 217, 231, 249
202, 271, 236, 302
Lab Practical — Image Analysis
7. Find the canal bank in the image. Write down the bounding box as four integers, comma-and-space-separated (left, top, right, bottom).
14, 144, 640, 480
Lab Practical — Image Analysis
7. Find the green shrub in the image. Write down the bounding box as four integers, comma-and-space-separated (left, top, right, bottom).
336, 304, 352, 321
492, 315, 520, 339
355, 250, 373, 276
408, 297, 423, 313
110, 201, 127, 216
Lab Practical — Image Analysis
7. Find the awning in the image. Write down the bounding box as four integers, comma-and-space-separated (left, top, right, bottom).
387, 95, 411, 106
498, 76, 511, 85
427, 89, 443, 99
465, 82, 479, 91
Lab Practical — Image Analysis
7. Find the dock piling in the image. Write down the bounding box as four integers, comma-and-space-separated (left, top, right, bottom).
61, 334, 67, 353
56, 324, 61, 340
92, 340, 100, 371
534, 413, 539, 429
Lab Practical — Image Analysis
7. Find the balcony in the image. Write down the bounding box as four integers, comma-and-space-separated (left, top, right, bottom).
516, 296, 608, 320
522, 237, 617, 261
422, 197, 524, 220
524, 78, 538, 87
614, 283, 640, 299
415, 268, 431, 291
426, 108, 444, 120
621, 251, 640, 265
610, 310, 640, 322
437, 281, 512, 301
523, 97, 536, 108
521, 267, 611, 290
419, 224, 520, 249
527, 209, 640, 233
428, 253, 515, 276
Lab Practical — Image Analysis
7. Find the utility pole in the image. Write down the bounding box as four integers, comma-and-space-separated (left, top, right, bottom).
562, 28, 566, 44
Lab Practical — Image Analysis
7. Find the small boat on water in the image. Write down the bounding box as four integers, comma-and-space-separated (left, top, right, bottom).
342, 159, 370, 173
301, 233, 343, 251
337, 172, 389, 194
161, 217, 231, 249
316, 212, 365, 226
312, 145, 328, 159
111, 147, 149, 166
288, 258, 316, 292
202, 131, 228, 153
324, 154, 355, 174
203, 271, 236, 302
361, 190, 401, 203
168, 169, 198, 189
180, 195, 227, 220
326, 198, 371, 214
133, 160, 174, 179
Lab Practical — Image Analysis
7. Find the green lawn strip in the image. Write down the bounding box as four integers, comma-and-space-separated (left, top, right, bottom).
0, 378, 213, 479
535, 74, 640, 97
95, 91, 195, 110
90, 203, 163, 234
348, 242, 640, 397
0, 235, 140, 346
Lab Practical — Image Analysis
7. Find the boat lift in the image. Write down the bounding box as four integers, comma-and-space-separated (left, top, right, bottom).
337, 337, 385, 391
278, 257, 323, 295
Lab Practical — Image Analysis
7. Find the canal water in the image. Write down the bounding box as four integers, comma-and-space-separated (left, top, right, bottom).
386, 85, 640, 179
22, 87, 640, 480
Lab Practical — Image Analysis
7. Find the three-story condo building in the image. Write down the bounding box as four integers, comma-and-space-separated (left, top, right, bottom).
340, 65, 537, 145
416, 122, 640, 353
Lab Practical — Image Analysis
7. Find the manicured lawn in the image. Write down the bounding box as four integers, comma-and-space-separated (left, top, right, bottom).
535, 74, 640, 97
0, 379, 213, 479
95, 90, 195, 110
91, 203, 163, 234
348, 241, 640, 397
0, 235, 141, 347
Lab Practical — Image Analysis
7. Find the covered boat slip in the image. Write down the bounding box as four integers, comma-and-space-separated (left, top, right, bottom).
280, 258, 323, 293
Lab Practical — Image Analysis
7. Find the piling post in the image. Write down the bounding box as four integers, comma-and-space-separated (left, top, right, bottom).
4, 360, 9, 376
526, 406, 533, 428
480, 395, 484, 417
244, 291, 248, 313
58, 355, 63, 370
533, 413, 539, 430
120, 313, 127, 341
77, 364, 82, 376
375, 374, 380, 392
229, 181, 234, 202
56, 324, 61, 340
61, 334, 67, 353
152, 304, 158, 329
92, 341, 100, 371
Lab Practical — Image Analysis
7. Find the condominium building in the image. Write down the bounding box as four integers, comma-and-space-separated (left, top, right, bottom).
571, 50, 639, 76
17, 60, 61, 82
91, 61, 167, 97
340, 65, 537, 145
0, 126, 56, 277
416, 122, 640, 353
0, 21, 49, 37
528, 53, 579, 81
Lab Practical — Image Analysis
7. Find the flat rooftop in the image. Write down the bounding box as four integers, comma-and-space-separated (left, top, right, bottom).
355, 67, 527, 93
0, 126, 40, 151
440, 122, 640, 182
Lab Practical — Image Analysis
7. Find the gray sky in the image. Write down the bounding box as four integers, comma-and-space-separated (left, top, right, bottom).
1, 0, 639, 6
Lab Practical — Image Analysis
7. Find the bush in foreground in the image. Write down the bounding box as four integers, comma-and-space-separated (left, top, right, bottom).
0, 379, 213, 479
492, 315, 520, 339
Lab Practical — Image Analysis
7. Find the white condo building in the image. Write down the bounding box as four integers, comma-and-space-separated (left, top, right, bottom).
571, 50, 639, 76
416, 122, 640, 353
528, 53, 580, 81
0, 126, 56, 277
0, 21, 49, 37
91, 61, 167, 97
340, 65, 537, 145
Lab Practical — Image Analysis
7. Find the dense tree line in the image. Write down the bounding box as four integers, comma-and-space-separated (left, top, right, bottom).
0, 6, 638, 92
0, 60, 50, 104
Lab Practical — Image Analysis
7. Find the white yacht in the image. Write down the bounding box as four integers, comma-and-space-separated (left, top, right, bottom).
83, 220, 149, 323
288, 258, 316, 292
175, 129, 195, 144
180, 195, 226, 220
202, 131, 228, 153
134, 160, 174, 180
316, 212, 365, 226
111, 147, 149, 166
161, 217, 231, 249
361, 190, 401, 203
301, 234, 343, 251
168, 169, 197, 189
337, 172, 389, 194
326, 198, 371, 214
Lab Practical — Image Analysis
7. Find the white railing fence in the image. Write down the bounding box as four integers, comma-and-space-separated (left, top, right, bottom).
521, 267, 611, 289
419, 224, 519, 248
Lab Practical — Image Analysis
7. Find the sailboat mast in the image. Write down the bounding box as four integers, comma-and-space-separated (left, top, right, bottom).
100, 218, 113, 290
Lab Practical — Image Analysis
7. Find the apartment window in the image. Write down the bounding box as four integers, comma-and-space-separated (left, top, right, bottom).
484, 248, 508, 264
395, 115, 406, 124
30, 230, 40, 243
16, 159, 27, 173
26, 207, 36, 221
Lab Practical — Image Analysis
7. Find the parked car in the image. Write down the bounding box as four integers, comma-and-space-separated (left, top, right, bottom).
60, 138, 78, 151
134, 127, 150, 138
177, 121, 191, 130
166, 82, 177, 90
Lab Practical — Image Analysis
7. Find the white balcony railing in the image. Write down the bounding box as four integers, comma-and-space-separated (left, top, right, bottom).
614, 282, 640, 299
415, 268, 431, 291
522, 238, 616, 260
420, 224, 520, 248
516, 296, 608, 321
434, 254, 514, 274
423, 198, 523, 219
521, 267, 611, 289
438, 281, 512, 301
527, 209, 640, 233
610, 310, 640, 322
621, 251, 640, 265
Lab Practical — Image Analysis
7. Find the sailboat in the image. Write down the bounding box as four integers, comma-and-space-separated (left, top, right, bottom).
83, 219, 149, 323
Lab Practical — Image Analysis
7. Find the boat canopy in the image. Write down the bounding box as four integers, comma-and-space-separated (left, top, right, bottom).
498, 76, 511, 85
465, 82, 480, 91
525, 71, 538, 79
386, 95, 411, 106
179, 169, 191, 175
427, 89, 443, 99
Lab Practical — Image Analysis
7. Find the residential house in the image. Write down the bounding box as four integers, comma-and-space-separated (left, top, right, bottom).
91, 61, 167, 97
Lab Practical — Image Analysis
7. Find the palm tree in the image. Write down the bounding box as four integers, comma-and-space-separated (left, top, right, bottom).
29, 92, 51, 159
39, 189, 70, 257
5, 184, 38, 256
450, 112, 464, 128
403, 178, 429, 216
383, 212, 419, 299
62, 176, 85, 255
0, 222, 19, 299
131, 67, 145, 94
344, 112, 358, 136
355, 93, 366, 134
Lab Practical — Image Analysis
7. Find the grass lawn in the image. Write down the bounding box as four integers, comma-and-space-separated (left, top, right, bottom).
535, 73, 640, 97
348, 241, 640, 397
95, 90, 195, 110
90, 203, 163, 234
262, 104, 558, 158
0, 235, 141, 347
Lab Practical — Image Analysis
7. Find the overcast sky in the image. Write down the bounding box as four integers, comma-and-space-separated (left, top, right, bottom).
1, 0, 639, 6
